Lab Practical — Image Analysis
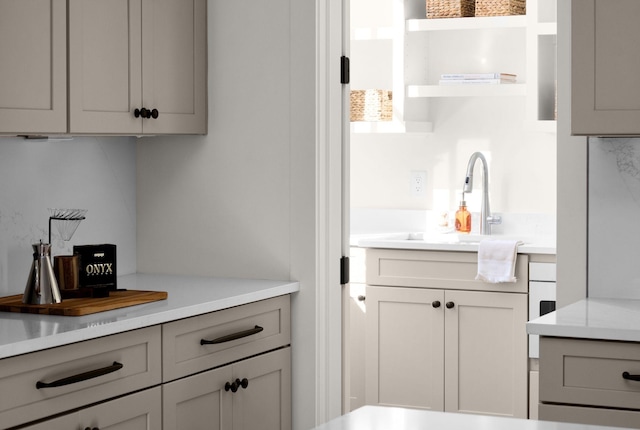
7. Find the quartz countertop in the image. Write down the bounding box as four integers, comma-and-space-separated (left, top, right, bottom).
0, 273, 300, 359
352, 232, 556, 255
527, 298, 640, 342
313, 406, 622, 430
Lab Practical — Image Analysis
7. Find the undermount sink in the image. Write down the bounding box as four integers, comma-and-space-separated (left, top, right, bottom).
371, 232, 528, 246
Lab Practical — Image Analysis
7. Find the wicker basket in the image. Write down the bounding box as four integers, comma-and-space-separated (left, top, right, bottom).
426, 0, 475, 18
350, 90, 393, 122
475, 0, 525, 16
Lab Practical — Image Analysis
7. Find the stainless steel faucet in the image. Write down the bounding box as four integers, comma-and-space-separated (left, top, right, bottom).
462, 152, 502, 235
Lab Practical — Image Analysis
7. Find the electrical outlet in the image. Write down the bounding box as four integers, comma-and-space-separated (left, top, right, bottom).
410, 171, 427, 197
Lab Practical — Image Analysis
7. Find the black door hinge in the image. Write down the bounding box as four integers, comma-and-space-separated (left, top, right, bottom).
340, 256, 350, 285
340, 56, 350, 84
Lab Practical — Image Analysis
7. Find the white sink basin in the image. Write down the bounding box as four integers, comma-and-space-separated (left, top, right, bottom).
358, 232, 529, 247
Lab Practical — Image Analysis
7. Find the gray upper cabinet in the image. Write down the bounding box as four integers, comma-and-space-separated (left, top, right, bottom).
69, 0, 207, 135
0, 0, 67, 134
572, 0, 640, 136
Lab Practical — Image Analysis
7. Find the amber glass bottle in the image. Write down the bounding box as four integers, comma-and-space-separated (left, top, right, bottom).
455, 199, 471, 234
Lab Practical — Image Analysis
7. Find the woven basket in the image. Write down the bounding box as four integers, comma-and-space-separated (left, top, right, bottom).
350, 90, 393, 122
475, 0, 525, 16
426, 0, 475, 18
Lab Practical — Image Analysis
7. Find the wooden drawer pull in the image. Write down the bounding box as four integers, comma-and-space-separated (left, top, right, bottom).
36, 361, 123, 389
623, 371, 640, 381
200, 325, 264, 345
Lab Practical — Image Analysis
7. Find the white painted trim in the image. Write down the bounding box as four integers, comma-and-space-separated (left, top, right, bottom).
316, 0, 346, 425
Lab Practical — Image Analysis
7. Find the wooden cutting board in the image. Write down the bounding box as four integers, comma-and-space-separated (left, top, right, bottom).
0, 290, 168, 316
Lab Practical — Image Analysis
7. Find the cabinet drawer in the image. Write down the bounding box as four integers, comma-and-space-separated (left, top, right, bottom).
163, 295, 290, 381
539, 403, 640, 428
540, 337, 640, 410
366, 249, 528, 293
21, 386, 162, 430
0, 326, 161, 429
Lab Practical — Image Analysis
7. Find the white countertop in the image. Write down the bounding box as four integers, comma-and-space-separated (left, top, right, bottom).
314, 406, 623, 430
353, 232, 556, 255
0, 273, 299, 359
527, 298, 640, 342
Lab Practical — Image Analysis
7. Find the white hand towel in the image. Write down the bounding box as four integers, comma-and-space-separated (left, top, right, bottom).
476, 239, 522, 283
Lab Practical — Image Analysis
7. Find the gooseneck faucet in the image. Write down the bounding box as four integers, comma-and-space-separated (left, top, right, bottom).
463, 152, 502, 235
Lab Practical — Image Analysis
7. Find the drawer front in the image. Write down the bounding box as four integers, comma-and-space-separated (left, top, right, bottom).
22, 387, 162, 430
163, 295, 291, 381
366, 249, 528, 293
540, 337, 640, 410
0, 326, 161, 429
539, 403, 640, 428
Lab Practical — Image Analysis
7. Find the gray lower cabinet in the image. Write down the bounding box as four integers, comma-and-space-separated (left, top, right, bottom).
0, 326, 162, 429
364, 249, 529, 418
21, 387, 162, 430
163, 347, 291, 430
1, 295, 291, 430
539, 337, 640, 428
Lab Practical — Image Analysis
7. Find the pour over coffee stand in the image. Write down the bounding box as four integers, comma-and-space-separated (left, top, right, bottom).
48, 208, 87, 247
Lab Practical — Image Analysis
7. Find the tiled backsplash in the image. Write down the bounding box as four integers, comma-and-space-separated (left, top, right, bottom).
589, 137, 640, 299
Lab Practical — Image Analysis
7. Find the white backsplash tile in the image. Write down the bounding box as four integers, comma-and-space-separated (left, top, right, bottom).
589, 137, 640, 299
0, 136, 136, 296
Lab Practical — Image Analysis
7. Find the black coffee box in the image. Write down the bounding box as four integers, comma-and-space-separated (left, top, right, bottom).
73, 244, 117, 290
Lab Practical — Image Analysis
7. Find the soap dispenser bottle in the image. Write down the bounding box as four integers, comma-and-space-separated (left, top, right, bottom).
455, 195, 471, 234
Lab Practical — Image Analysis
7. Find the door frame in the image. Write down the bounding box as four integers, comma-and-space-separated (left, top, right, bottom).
316, 0, 348, 424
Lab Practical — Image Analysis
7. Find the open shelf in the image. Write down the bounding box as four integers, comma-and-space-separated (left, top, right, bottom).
407, 84, 527, 98
350, 121, 433, 134
406, 15, 527, 32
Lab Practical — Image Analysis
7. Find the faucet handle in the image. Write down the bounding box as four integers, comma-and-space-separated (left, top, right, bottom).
487, 215, 502, 225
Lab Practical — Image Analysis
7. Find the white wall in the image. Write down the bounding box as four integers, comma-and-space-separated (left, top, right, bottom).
351, 99, 557, 215
137, 1, 318, 429
556, 0, 587, 307
0, 136, 137, 297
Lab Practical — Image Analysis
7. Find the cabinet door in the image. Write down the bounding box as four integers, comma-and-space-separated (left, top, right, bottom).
444, 289, 528, 418
572, 0, 640, 135
346, 282, 367, 412
163, 348, 290, 430
141, 0, 207, 134
231, 347, 291, 430
22, 387, 162, 430
0, 0, 66, 134
163, 365, 232, 430
365, 286, 445, 410
68, 0, 143, 134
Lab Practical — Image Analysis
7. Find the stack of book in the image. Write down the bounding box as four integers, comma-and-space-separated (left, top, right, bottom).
438, 73, 517, 85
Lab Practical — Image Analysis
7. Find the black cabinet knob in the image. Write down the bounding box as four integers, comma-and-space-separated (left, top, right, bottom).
446, 301, 455, 309
357, 295, 366, 302
134, 107, 159, 119
238, 378, 249, 389
225, 380, 239, 392
432, 300, 441, 308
